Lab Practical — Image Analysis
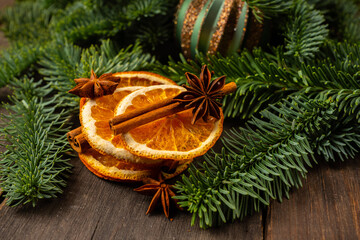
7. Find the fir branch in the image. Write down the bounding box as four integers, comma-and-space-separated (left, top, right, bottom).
314, 117, 360, 161
37, 0, 74, 9
130, 15, 173, 52
284, 0, 329, 61
340, 1, 360, 43
155, 49, 303, 119
124, 0, 177, 20
49, 2, 118, 44
309, 0, 360, 43
156, 42, 359, 120
38, 40, 81, 101
0, 44, 39, 88
317, 41, 360, 76
311, 89, 360, 123
175, 96, 360, 228
49, 0, 177, 45
245, 0, 292, 22
0, 77, 72, 207
0, 2, 52, 44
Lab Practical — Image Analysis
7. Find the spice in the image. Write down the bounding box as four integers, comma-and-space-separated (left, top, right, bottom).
68, 70, 119, 98
109, 66, 235, 135
174, 65, 226, 124
134, 174, 183, 218
111, 101, 183, 135
67, 127, 91, 153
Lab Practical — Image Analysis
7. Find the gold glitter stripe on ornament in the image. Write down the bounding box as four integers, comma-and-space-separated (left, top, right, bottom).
216, 0, 243, 55
180, 0, 208, 59
207, 0, 235, 55
190, 0, 213, 58
175, 0, 189, 44
197, 0, 225, 54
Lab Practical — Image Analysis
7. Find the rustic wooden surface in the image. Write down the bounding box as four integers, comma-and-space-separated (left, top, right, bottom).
1, 120, 359, 240
265, 159, 360, 240
0, 1, 359, 239
0, 157, 264, 240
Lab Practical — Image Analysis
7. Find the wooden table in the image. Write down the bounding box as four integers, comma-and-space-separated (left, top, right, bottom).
1, 120, 359, 239
1, 138, 360, 240
0, 1, 359, 239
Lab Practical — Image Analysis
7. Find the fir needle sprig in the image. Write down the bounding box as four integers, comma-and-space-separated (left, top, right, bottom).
0, 77, 72, 206
174, 96, 360, 228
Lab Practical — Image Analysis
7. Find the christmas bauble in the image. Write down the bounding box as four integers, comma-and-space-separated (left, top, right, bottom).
175, 0, 264, 58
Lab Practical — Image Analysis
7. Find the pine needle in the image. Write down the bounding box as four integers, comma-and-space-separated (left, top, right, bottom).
0, 77, 72, 207
175, 96, 360, 228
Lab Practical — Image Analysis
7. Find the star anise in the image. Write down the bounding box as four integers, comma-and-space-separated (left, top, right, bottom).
68, 70, 119, 98
173, 65, 226, 124
134, 174, 183, 219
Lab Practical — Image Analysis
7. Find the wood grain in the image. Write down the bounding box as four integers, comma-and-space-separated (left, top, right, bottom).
265, 158, 360, 240
0, 158, 263, 240
0, 32, 9, 50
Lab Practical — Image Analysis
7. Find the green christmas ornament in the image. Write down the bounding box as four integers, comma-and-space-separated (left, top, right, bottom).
175, 0, 264, 58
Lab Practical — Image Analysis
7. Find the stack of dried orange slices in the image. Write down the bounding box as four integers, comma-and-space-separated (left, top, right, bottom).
67, 69, 229, 183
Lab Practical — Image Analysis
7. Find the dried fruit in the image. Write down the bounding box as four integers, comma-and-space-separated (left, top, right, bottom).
79, 148, 191, 182
79, 72, 176, 163
116, 85, 224, 160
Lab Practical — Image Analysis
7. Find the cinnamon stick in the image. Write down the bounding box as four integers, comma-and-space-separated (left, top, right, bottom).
110, 82, 237, 135
112, 102, 183, 135
74, 134, 91, 153
216, 82, 237, 96
109, 97, 174, 129
67, 127, 91, 153
67, 127, 82, 143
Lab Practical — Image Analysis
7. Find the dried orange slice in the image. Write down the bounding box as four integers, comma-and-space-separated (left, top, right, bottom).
113, 71, 176, 87
80, 87, 149, 163
115, 85, 224, 160
79, 148, 192, 182
80, 72, 176, 164
79, 148, 159, 181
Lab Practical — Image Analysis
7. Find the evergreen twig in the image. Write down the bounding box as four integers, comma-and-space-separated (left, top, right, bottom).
0, 77, 72, 206
1, 2, 52, 44
245, 0, 292, 22
0, 44, 39, 88
175, 97, 360, 228
284, 0, 329, 61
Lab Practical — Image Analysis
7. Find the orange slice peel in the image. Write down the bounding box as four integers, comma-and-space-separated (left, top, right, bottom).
115, 85, 224, 160
80, 72, 176, 164
79, 148, 192, 182
80, 86, 154, 164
